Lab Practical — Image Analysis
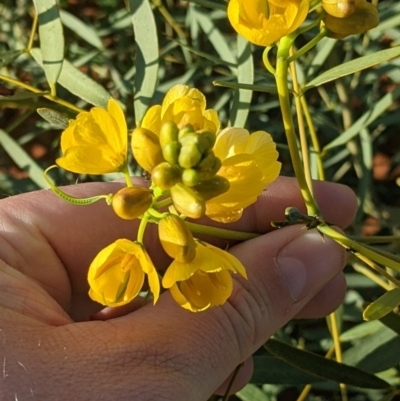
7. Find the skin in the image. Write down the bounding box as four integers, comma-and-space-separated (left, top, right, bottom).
0, 176, 357, 400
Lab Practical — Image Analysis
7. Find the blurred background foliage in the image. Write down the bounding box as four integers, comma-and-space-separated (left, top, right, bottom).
1, 0, 400, 400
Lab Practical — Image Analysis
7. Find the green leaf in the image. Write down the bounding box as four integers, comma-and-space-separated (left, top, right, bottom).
130, 0, 159, 124
0, 49, 24, 68
236, 384, 271, 401
340, 320, 383, 342
322, 85, 400, 153
0, 129, 50, 189
30, 48, 111, 107
59, 10, 104, 50
229, 36, 253, 127
37, 108, 70, 129
380, 311, 400, 336
343, 325, 400, 374
213, 81, 278, 94
32, 0, 64, 95
306, 47, 400, 90
264, 338, 390, 389
363, 288, 400, 321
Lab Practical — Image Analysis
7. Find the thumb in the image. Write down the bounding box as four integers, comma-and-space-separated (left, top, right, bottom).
115, 225, 347, 401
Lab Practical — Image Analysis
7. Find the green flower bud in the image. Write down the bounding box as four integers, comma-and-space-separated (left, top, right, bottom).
322, 0, 355, 18
198, 130, 216, 149
197, 151, 216, 171
197, 157, 222, 181
159, 121, 179, 149
151, 162, 181, 189
131, 127, 163, 173
194, 176, 230, 201
112, 186, 152, 220
158, 214, 196, 263
162, 141, 181, 165
178, 124, 195, 141
179, 132, 210, 155
181, 168, 200, 187
178, 143, 203, 169
170, 183, 205, 219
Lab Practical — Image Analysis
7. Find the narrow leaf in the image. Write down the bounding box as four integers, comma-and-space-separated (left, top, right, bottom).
32, 0, 64, 94
37, 108, 70, 129
0, 49, 24, 68
229, 35, 253, 127
0, 129, 49, 189
265, 338, 389, 389
306, 47, 400, 90
30, 48, 111, 107
60, 10, 104, 50
130, 0, 159, 124
380, 311, 400, 336
364, 288, 400, 321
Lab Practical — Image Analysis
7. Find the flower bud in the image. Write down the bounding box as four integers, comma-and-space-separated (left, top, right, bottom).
158, 214, 196, 263
178, 124, 195, 141
159, 121, 179, 149
198, 130, 216, 149
197, 151, 216, 171
170, 183, 205, 219
182, 168, 200, 187
151, 162, 181, 189
324, 0, 379, 39
112, 186, 152, 220
322, 0, 355, 18
179, 132, 210, 155
162, 141, 181, 165
194, 176, 230, 201
131, 127, 164, 173
178, 143, 203, 169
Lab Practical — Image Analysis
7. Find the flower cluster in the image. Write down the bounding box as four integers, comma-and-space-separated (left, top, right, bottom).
55, 84, 280, 312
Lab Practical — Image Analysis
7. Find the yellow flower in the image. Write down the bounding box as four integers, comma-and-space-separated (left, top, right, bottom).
205, 127, 281, 223
141, 84, 220, 136
56, 98, 128, 174
227, 0, 309, 46
88, 239, 160, 307
162, 241, 247, 312
323, 0, 379, 39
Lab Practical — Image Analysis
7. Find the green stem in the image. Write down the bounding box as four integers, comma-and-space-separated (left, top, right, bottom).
122, 165, 133, 187
185, 221, 259, 241
153, 197, 172, 209
137, 214, 149, 243
275, 35, 320, 216
318, 224, 400, 275
288, 28, 328, 64
262, 46, 276, 75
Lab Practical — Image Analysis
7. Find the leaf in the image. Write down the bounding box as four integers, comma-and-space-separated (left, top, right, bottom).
0, 49, 24, 68
130, 0, 159, 124
30, 48, 111, 107
32, 0, 64, 95
380, 311, 400, 336
364, 288, 400, 321
194, 8, 236, 68
342, 325, 400, 374
264, 338, 389, 389
213, 81, 278, 94
236, 384, 271, 401
37, 108, 70, 129
229, 35, 253, 127
0, 129, 50, 189
322, 85, 400, 153
306, 47, 400, 90
340, 320, 383, 342
59, 10, 104, 50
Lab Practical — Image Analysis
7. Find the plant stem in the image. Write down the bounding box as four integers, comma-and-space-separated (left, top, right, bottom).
185, 221, 259, 241
275, 35, 320, 216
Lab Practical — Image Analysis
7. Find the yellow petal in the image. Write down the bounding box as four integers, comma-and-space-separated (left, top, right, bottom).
161, 84, 190, 117
107, 98, 127, 153
214, 127, 249, 161
141, 105, 162, 136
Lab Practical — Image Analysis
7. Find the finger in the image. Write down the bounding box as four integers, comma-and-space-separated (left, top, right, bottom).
102, 225, 348, 400
294, 272, 346, 319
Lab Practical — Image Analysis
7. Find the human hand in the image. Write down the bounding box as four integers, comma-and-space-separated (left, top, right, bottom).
0, 176, 356, 400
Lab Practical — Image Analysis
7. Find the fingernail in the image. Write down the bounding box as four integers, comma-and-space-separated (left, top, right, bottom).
276, 230, 346, 302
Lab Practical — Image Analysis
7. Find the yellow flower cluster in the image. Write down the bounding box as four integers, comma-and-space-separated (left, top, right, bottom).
55, 84, 281, 312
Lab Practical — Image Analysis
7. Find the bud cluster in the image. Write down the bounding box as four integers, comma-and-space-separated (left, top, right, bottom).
132, 122, 230, 219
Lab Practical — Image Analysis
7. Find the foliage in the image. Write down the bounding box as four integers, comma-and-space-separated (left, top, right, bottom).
1, 0, 400, 400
